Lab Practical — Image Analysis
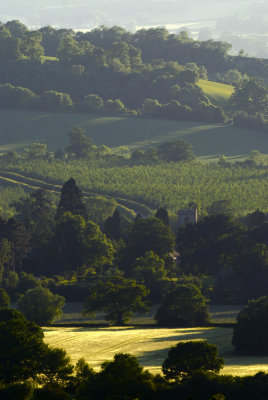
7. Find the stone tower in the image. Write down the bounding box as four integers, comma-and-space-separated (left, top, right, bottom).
178, 208, 198, 226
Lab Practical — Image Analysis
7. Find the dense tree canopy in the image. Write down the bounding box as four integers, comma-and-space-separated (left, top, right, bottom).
132, 251, 167, 288
155, 283, 210, 327
157, 139, 195, 162
0, 309, 74, 385
232, 296, 268, 355
229, 78, 268, 114
162, 341, 224, 381
65, 125, 95, 159
124, 216, 175, 268
47, 212, 114, 275
83, 277, 149, 325
76, 353, 154, 400
17, 286, 65, 325
0, 309, 45, 383
176, 213, 245, 276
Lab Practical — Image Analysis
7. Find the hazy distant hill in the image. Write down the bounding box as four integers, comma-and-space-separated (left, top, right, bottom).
0, 0, 255, 30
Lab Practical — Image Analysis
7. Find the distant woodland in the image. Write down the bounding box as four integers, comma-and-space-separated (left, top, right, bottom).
0, 21, 267, 130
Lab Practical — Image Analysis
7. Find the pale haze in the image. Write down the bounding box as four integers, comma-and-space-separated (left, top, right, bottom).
1, 1, 268, 57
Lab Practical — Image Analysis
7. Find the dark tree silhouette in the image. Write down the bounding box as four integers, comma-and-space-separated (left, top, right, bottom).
55, 178, 87, 220
83, 277, 149, 325
162, 341, 224, 381
0, 309, 45, 383
232, 296, 268, 355
155, 207, 169, 226
104, 209, 122, 240
155, 283, 210, 327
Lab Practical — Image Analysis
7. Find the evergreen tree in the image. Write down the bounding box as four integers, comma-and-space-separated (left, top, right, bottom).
29, 188, 53, 223
247, 209, 266, 230
55, 178, 87, 220
0, 218, 30, 272
0, 288, 10, 309
155, 207, 169, 226
29, 188, 54, 249
104, 209, 122, 240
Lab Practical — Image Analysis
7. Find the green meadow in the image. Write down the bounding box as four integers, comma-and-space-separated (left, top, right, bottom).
0, 109, 267, 159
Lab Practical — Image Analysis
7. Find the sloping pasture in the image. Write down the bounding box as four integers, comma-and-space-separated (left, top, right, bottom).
0, 109, 267, 158
197, 79, 234, 107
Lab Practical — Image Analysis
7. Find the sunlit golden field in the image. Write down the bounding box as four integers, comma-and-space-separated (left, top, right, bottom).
44, 326, 268, 376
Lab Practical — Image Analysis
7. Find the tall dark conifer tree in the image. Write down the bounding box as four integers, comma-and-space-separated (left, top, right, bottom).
55, 178, 87, 220
0, 218, 30, 272
155, 207, 169, 226
104, 209, 122, 240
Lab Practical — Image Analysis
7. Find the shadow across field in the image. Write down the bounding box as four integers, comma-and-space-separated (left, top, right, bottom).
0, 109, 267, 158
151, 328, 216, 343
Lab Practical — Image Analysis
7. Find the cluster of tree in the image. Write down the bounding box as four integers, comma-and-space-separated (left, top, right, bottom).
130, 139, 195, 164
218, 150, 267, 168
215, 69, 249, 86
0, 83, 133, 115
0, 82, 227, 125
229, 77, 268, 113
233, 111, 268, 133
141, 98, 227, 123
0, 269, 66, 324
0, 20, 247, 126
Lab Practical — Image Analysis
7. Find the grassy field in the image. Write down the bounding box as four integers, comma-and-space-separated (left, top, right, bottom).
0, 109, 267, 158
44, 325, 268, 376
44, 303, 268, 377
197, 80, 234, 107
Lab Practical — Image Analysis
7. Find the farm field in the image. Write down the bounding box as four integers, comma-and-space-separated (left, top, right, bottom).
2, 158, 267, 216
197, 79, 234, 107
44, 325, 268, 376
0, 109, 267, 158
